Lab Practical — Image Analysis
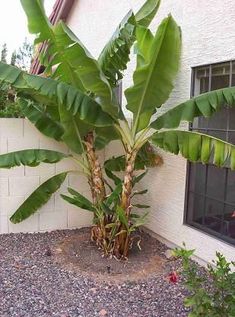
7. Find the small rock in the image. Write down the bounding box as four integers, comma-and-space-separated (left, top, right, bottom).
99, 309, 107, 316
165, 249, 174, 259
44, 248, 52, 256
55, 247, 63, 253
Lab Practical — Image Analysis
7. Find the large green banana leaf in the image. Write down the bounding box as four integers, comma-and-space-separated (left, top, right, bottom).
20, 0, 118, 118
0, 62, 114, 127
20, 0, 51, 42
20, 0, 83, 91
136, 0, 161, 27
135, 26, 154, 68
19, 98, 64, 141
94, 126, 120, 150
151, 130, 235, 169
58, 102, 91, 154
20, 92, 90, 155
0, 64, 115, 155
125, 15, 181, 132
10, 172, 68, 223
98, 11, 136, 87
0, 149, 68, 168
151, 87, 235, 130
98, 0, 161, 87
53, 22, 118, 117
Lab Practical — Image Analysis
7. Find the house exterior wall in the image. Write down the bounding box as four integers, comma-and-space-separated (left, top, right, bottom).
0, 0, 234, 264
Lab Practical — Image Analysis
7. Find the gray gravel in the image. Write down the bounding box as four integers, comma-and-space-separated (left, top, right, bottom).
0, 229, 191, 317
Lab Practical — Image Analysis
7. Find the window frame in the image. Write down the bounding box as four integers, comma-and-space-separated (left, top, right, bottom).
184, 60, 235, 246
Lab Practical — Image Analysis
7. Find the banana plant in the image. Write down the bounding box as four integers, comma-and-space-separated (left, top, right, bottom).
0, 0, 161, 255
0, 0, 235, 258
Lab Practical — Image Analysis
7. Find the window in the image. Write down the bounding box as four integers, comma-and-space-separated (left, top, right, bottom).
185, 61, 235, 245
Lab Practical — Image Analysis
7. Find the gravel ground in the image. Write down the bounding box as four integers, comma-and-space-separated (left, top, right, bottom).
0, 229, 192, 317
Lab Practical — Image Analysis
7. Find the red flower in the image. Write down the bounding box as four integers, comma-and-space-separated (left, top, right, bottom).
168, 271, 179, 283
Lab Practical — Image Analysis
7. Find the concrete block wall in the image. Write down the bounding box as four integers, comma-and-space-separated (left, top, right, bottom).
0, 118, 94, 233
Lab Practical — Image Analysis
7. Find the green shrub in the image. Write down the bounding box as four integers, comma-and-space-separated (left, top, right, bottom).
173, 245, 235, 317
0, 84, 23, 118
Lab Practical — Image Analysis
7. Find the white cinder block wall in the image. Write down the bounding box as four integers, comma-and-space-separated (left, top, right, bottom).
0, 0, 234, 264
0, 119, 94, 233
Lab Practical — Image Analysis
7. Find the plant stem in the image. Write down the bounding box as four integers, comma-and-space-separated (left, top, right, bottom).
84, 131, 106, 204
114, 123, 133, 148
120, 150, 137, 213
134, 127, 150, 149
114, 149, 137, 257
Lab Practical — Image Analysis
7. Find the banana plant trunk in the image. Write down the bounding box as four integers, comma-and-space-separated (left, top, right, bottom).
84, 132, 109, 248
121, 150, 137, 213
84, 132, 106, 204
115, 150, 137, 258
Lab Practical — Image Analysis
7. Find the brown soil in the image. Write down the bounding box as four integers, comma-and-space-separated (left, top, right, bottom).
53, 227, 167, 283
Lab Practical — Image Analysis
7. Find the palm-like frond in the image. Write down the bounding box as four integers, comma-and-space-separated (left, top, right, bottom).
0, 149, 68, 168
98, 11, 136, 87
136, 0, 161, 27
0, 62, 114, 128
125, 15, 181, 132
151, 130, 235, 169
151, 87, 235, 130
21, 0, 118, 117
98, 0, 161, 87
19, 98, 64, 141
10, 172, 68, 223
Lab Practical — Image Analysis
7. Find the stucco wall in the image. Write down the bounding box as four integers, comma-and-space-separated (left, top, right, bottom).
66, 0, 235, 263
0, 119, 93, 233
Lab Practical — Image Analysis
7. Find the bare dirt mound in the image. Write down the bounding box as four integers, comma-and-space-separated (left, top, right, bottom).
53, 227, 167, 283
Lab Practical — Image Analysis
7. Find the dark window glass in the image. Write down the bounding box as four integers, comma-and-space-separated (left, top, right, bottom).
207, 166, 226, 201
207, 108, 227, 130
211, 63, 230, 90
208, 130, 227, 141
224, 205, 235, 239
226, 170, 235, 205
232, 61, 235, 86
187, 193, 204, 223
186, 61, 235, 245
204, 198, 224, 234
189, 163, 207, 194
229, 107, 235, 129
228, 132, 235, 144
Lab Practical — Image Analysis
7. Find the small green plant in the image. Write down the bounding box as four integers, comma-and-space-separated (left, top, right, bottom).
0, 83, 23, 118
173, 244, 235, 317
0, 39, 33, 118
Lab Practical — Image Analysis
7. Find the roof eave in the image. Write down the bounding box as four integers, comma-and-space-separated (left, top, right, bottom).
30, 0, 75, 75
